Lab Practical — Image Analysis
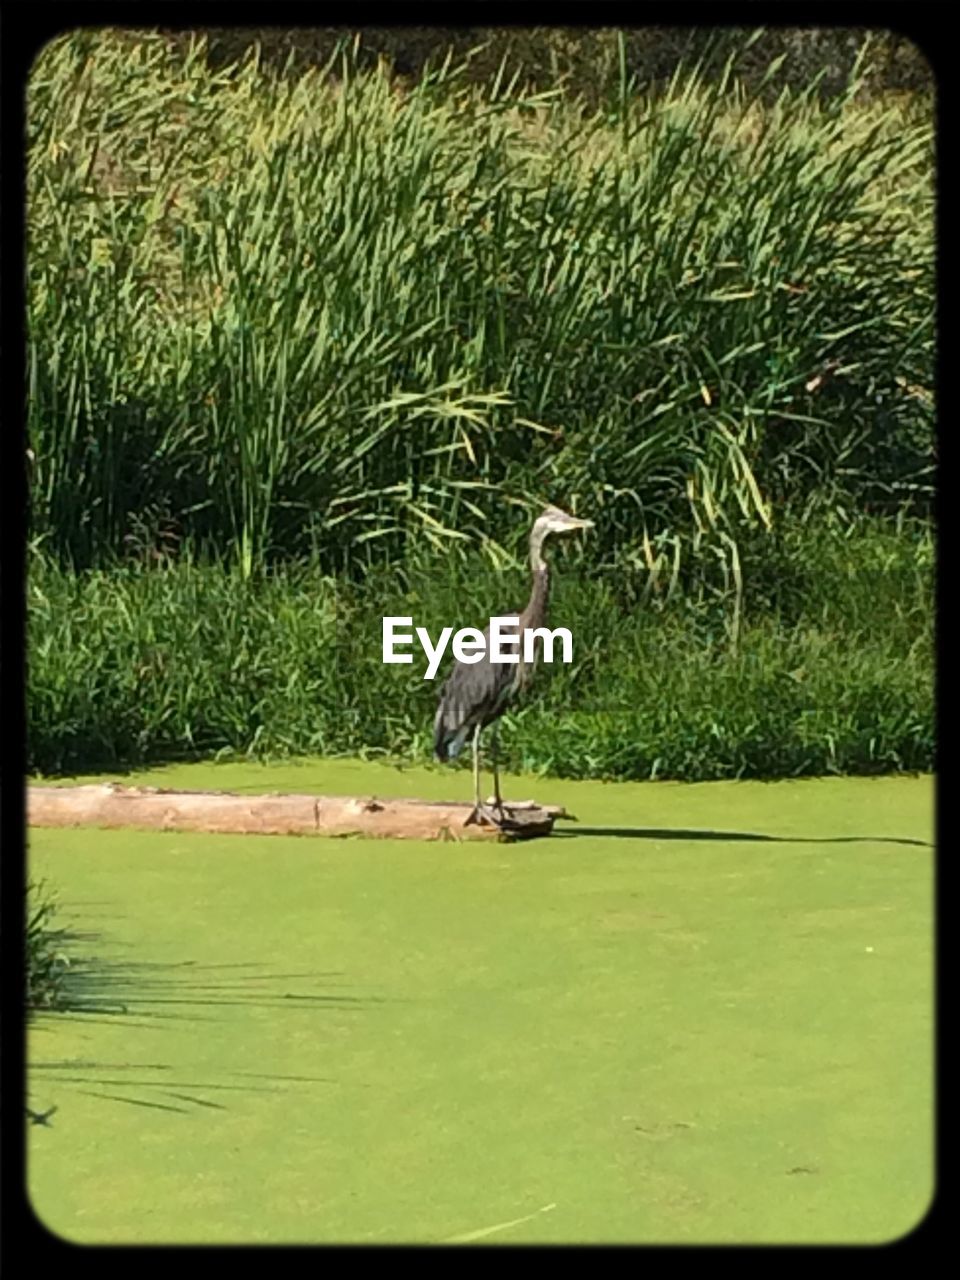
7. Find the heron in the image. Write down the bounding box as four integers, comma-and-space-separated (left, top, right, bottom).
433, 504, 593, 829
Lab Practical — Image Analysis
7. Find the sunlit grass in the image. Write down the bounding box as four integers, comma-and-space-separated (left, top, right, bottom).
26, 882, 70, 1013
27, 518, 933, 780
27, 29, 933, 580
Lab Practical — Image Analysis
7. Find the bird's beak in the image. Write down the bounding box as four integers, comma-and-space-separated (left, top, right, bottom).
574, 517, 594, 530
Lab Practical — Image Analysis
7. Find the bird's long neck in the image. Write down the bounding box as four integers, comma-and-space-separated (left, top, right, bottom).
520, 533, 550, 630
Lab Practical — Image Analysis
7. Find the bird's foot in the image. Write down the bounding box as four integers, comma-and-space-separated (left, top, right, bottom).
485, 795, 509, 814
464, 803, 508, 831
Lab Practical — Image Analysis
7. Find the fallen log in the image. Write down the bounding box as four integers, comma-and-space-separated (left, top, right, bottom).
26, 784, 570, 842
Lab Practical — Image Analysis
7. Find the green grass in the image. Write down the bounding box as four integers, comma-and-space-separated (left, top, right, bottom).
28, 760, 934, 1244
25, 30, 935, 786
26, 882, 70, 1013
27, 519, 933, 780
27, 29, 933, 576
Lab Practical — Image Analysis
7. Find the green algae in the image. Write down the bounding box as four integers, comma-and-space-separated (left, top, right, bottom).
28, 762, 934, 1244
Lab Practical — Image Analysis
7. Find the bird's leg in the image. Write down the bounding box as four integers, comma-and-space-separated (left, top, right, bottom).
464, 723, 504, 830
472, 722, 483, 810
465, 724, 486, 826
491, 721, 506, 817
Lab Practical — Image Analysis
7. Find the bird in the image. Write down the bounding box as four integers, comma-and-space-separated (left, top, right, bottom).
434, 504, 593, 829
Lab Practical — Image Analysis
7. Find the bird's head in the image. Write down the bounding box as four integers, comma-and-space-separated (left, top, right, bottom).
534, 505, 594, 538
529, 505, 593, 569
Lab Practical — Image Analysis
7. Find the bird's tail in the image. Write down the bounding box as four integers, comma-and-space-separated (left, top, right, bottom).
434, 705, 470, 762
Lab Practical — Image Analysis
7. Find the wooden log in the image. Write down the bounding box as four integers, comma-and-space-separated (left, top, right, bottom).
26, 784, 569, 842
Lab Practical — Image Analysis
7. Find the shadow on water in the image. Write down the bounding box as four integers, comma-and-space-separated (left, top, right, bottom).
555, 825, 931, 849
28, 918, 391, 1124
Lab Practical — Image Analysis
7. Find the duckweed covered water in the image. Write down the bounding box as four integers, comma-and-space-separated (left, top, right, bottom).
28, 761, 933, 1243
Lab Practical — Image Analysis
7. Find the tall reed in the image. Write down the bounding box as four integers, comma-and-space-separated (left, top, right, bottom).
27, 30, 933, 584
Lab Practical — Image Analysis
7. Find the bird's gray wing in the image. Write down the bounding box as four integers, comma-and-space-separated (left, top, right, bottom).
433, 622, 521, 760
